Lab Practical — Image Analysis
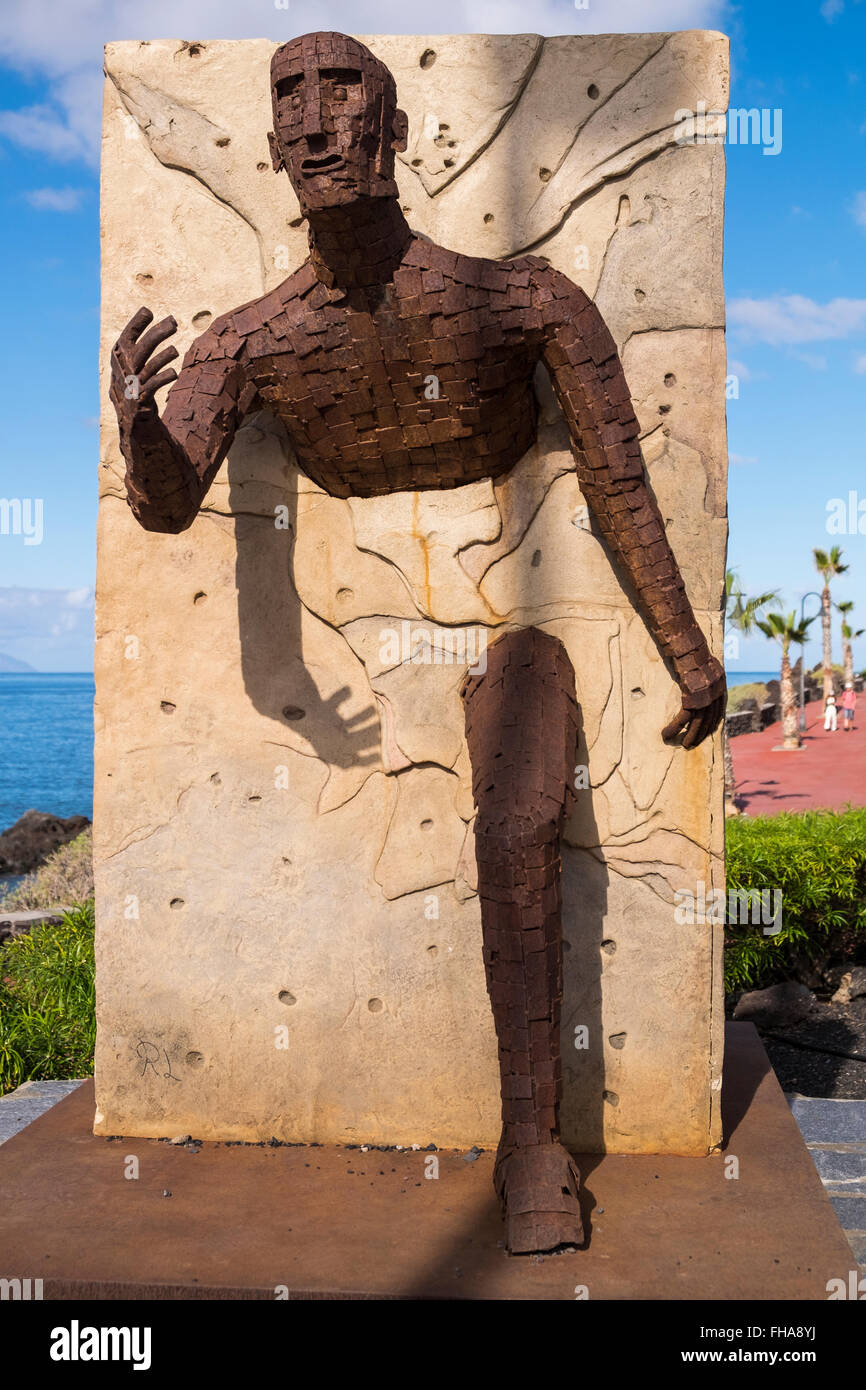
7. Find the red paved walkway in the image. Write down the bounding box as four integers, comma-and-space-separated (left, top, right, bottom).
730, 704, 866, 815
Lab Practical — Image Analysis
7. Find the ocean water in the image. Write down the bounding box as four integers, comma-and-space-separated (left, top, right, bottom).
0, 673, 94, 835
725, 671, 778, 686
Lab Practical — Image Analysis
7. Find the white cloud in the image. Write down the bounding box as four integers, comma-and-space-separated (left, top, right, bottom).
728, 453, 758, 465
793, 350, 828, 371
65, 587, 94, 608
0, 0, 732, 165
0, 103, 92, 162
24, 185, 85, 211
855, 354, 866, 372
853, 191, 866, 228
728, 294, 866, 344
726, 357, 753, 381
821, 0, 844, 19
0, 588, 93, 669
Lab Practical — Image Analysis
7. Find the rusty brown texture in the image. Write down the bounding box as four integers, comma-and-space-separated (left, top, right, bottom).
107, 31, 727, 1255
0, 1028, 853, 1298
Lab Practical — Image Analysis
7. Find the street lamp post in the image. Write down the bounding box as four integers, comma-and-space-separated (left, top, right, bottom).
799, 591, 822, 731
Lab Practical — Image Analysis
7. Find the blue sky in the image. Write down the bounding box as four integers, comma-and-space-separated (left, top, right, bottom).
0, 0, 863, 671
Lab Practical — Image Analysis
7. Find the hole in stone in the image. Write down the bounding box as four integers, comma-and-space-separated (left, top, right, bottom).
160, 701, 176, 714
439, 122, 450, 131
601, 939, 616, 954
169, 898, 184, 910
447, 140, 456, 148
210, 772, 221, 785
631, 687, 645, 698
193, 590, 207, 604
282, 706, 305, 721
420, 818, 434, 832
336, 586, 353, 600
368, 998, 384, 1012
562, 939, 572, 952
411, 158, 423, 167
192, 311, 212, 329
538, 166, 552, 182
483, 213, 494, 224
443, 158, 455, 168
279, 990, 297, 1006
248, 795, 261, 802
136, 272, 153, 284
634, 288, 646, 301
420, 49, 437, 68
603, 1089, 619, 1107
186, 1051, 204, 1068
214, 136, 230, 148
609, 1033, 627, 1050
658, 403, 671, 414
288, 215, 303, 227
186, 43, 203, 57
587, 83, 600, 99
664, 372, 677, 388
531, 549, 542, 567
257, 161, 268, 171
427, 944, 438, 957
402, 205, 412, 214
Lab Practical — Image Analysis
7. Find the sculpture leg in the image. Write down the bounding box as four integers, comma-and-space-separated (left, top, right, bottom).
461, 626, 584, 1254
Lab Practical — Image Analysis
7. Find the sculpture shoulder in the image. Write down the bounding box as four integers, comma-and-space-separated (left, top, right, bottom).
524, 260, 593, 316
180, 261, 322, 369
396, 237, 596, 339
398, 235, 554, 293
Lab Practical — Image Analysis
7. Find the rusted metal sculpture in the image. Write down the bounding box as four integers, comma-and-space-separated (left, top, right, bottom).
110, 30, 726, 1255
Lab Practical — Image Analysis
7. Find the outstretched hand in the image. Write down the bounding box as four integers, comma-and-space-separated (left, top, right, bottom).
661, 656, 726, 749
110, 306, 179, 424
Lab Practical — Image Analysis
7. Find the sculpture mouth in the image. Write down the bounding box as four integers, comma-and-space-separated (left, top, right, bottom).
300, 152, 345, 176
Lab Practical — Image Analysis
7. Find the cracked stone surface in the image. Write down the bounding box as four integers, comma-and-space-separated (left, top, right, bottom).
95, 33, 728, 1152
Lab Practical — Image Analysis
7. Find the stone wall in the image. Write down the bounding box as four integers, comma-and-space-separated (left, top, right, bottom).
95, 33, 729, 1153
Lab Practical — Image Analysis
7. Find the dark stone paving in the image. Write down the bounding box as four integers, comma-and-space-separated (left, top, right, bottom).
787, 1096, 866, 1270
0, 1080, 84, 1145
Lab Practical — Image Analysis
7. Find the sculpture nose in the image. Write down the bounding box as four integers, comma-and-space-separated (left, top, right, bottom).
302, 86, 323, 140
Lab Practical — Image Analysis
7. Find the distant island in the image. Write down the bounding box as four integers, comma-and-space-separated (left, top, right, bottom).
0, 653, 35, 672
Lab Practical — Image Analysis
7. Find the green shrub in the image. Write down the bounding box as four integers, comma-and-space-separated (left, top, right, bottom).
0, 828, 93, 910
726, 681, 769, 713
725, 807, 866, 992
0, 903, 95, 1095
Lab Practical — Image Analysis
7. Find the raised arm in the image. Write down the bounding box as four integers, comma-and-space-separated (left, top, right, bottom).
109, 307, 254, 533
531, 263, 725, 748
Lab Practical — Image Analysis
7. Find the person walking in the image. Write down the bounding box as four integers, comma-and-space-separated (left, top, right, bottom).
824, 691, 838, 732
841, 683, 856, 731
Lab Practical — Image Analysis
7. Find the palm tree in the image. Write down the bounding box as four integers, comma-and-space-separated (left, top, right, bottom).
755, 610, 817, 750
723, 571, 779, 810
813, 546, 849, 702
836, 600, 863, 689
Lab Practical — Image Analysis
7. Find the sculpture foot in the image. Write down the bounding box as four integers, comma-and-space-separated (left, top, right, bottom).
494, 1141, 584, 1254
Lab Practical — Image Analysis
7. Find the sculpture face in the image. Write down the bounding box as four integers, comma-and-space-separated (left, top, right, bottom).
268, 32, 408, 213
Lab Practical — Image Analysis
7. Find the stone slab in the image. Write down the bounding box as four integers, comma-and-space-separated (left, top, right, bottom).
96, 32, 729, 1152
788, 1097, 866, 1145
0, 1081, 85, 1145
828, 1196, 866, 1229
809, 1148, 866, 1183
0, 1027, 854, 1300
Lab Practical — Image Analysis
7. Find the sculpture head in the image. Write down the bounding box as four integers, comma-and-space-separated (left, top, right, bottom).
268, 32, 409, 215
